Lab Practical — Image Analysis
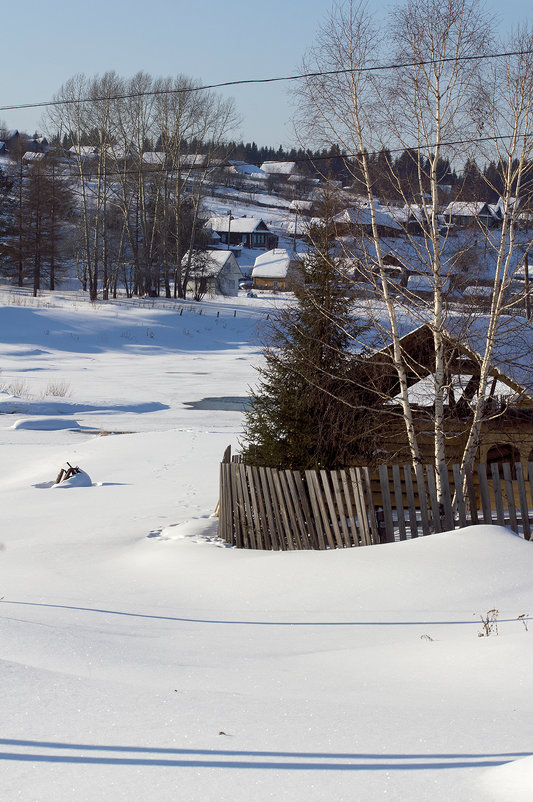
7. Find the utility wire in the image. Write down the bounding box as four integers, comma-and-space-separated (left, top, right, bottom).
1, 48, 532, 113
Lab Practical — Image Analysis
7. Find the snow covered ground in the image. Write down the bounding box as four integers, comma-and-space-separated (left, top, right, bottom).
1, 287, 533, 801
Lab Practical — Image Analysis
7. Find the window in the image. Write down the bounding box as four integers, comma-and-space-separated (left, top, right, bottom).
486, 444, 521, 479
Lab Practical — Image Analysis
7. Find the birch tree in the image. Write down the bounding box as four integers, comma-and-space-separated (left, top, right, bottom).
459, 29, 533, 472
154, 76, 237, 298
47, 72, 122, 300
294, 0, 425, 469
295, 0, 533, 493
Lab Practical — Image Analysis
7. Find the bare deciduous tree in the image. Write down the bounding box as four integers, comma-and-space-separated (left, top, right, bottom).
295, 0, 533, 497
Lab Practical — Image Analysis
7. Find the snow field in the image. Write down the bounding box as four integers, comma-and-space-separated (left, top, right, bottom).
0, 292, 532, 800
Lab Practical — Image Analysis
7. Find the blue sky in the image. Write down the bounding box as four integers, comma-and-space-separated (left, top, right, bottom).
2, 0, 532, 149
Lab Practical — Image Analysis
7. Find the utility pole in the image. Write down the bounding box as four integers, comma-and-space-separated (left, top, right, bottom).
227, 209, 232, 250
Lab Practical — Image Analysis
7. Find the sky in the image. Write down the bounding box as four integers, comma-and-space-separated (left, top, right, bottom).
2, 0, 532, 150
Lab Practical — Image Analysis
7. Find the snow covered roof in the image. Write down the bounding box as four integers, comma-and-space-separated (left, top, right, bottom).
287, 174, 307, 184
180, 154, 207, 167
142, 152, 165, 165
260, 161, 297, 175
285, 220, 306, 236
462, 285, 494, 297
22, 152, 45, 162
184, 249, 242, 278
289, 199, 313, 212
206, 216, 269, 234
407, 274, 451, 293
69, 145, 98, 157
443, 201, 497, 218
252, 248, 293, 279
203, 250, 237, 268
228, 161, 266, 177
360, 314, 533, 400
334, 206, 403, 231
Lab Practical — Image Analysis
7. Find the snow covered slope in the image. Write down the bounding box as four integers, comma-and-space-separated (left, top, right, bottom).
1, 290, 532, 801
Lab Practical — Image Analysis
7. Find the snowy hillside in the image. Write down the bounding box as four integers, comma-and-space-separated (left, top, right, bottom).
1, 289, 533, 801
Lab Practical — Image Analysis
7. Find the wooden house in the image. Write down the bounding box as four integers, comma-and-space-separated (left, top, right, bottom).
355, 320, 533, 470
69, 145, 98, 160
3, 130, 20, 154
443, 201, 501, 229
26, 136, 49, 154
260, 161, 299, 180
252, 248, 299, 291
334, 206, 403, 238
206, 216, 278, 250
22, 151, 46, 165
187, 250, 243, 297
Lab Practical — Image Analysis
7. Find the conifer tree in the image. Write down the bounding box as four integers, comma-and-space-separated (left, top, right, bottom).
241, 206, 379, 470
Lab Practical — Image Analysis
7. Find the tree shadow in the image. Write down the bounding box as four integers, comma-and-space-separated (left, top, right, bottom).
0, 738, 528, 770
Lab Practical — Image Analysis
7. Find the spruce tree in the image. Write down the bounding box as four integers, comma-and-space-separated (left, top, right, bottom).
241, 211, 379, 470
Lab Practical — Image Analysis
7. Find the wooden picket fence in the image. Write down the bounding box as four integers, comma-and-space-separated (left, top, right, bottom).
217, 454, 533, 550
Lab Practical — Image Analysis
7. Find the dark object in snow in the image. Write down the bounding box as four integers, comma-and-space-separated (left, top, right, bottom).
55, 462, 81, 484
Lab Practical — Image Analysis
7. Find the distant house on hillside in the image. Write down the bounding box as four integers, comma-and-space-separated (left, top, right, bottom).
142, 151, 165, 165
400, 204, 446, 235
205, 216, 278, 250
443, 201, 501, 228
0, 130, 20, 156
260, 161, 298, 178
22, 152, 46, 165
289, 199, 314, 214
334, 206, 403, 238
69, 145, 98, 160
187, 250, 243, 297
26, 136, 49, 154
252, 248, 299, 291
227, 161, 266, 178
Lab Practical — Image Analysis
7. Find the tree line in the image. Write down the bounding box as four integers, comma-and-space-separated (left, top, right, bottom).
1, 72, 238, 299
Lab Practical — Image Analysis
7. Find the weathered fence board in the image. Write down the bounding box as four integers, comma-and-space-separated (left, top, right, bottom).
331, 471, 351, 547
321, 470, 344, 549
340, 470, 359, 547
404, 465, 419, 538
502, 463, 517, 532
379, 464, 394, 543
305, 470, 328, 550
392, 465, 406, 541
414, 463, 431, 536
218, 458, 533, 550
349, 468, 367, 545
464, 469, 479, 525
490, 463, 505, 527
477, 463, 492, 525
516, 462, 530, 540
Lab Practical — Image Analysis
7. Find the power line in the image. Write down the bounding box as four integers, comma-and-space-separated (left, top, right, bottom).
1, 48, 532, 113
